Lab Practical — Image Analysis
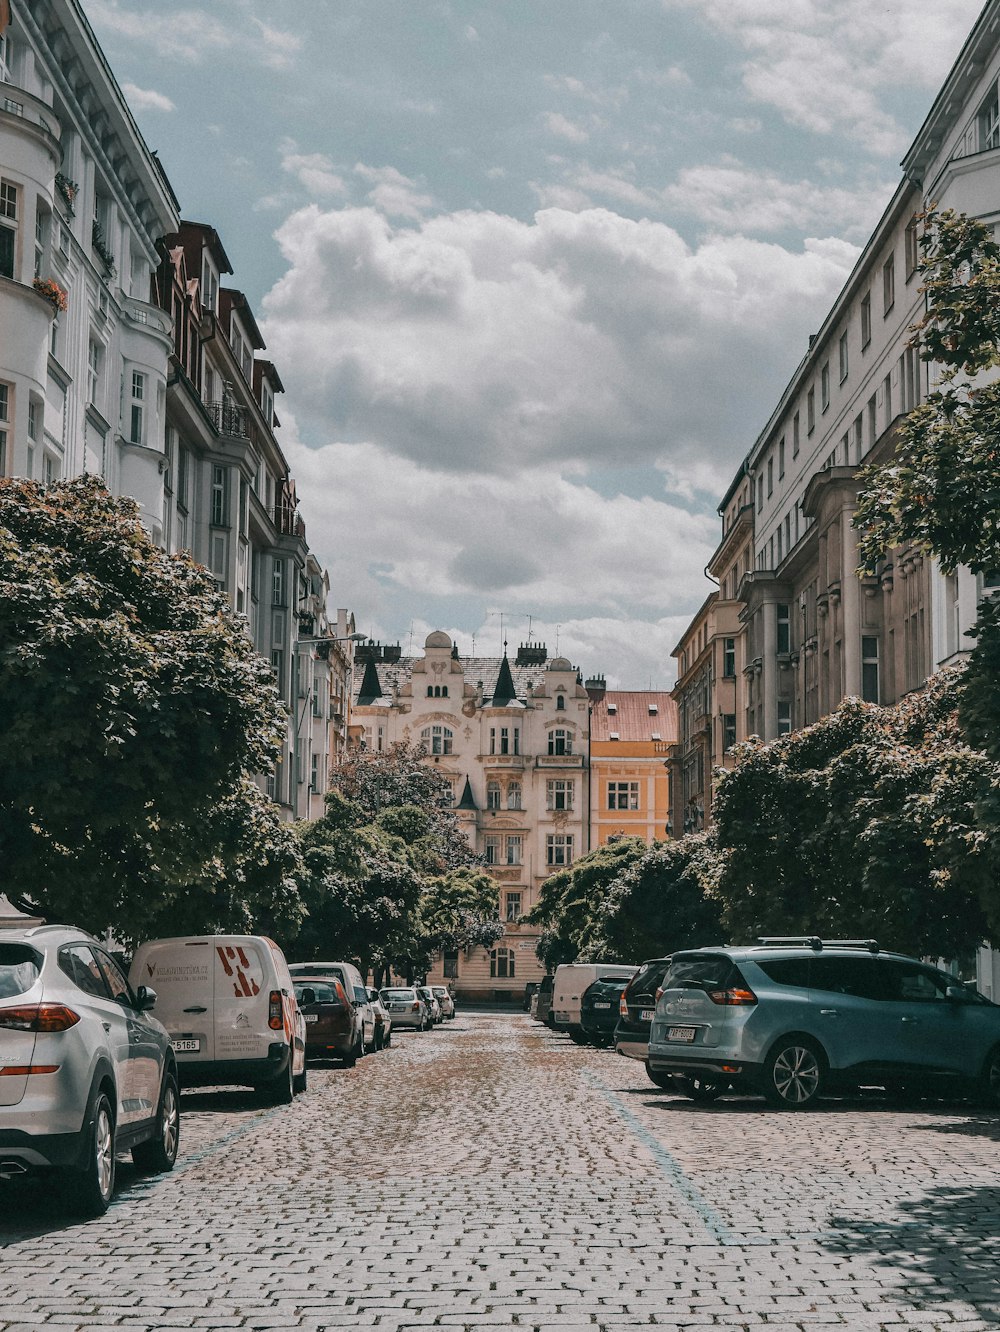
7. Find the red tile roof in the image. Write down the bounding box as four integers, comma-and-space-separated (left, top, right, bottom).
590, 691, 677, 743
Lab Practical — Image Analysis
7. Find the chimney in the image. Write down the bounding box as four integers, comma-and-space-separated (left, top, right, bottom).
585, 674, 606, 702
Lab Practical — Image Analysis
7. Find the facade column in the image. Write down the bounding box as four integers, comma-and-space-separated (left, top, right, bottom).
762, 599, 777, 740
842, 505, 861, 697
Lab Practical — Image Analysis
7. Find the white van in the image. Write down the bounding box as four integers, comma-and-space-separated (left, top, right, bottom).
552, 962, 637, 1038
129, 935, 307, 1103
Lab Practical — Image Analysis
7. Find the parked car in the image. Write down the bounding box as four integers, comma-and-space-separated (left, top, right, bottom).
380, 987, 430, 1030
0, 924, 180, 1216
288, 962, 376, 1052
431, 985, 456, 1020
416, 985, 442, 1024
130, 934, 307, 1103
580, 976, 632, 1047
528, 989, 539, 1019
367, 987, 393, 1048
614, 956, 673, 1087
649, 938, 1000, 1109
534, 974, 555, 1027
552, 963, 637, 1042
293, 978, 368, 1065
522, 981, 539, 1012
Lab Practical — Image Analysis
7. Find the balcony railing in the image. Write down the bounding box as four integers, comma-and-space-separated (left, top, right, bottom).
273, 501, 305, 539
206, 400, 253, 440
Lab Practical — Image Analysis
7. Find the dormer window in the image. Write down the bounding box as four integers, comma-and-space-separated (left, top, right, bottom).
648, 703, 658, 715
607, 703, 617, 715
201, 255, 219, 314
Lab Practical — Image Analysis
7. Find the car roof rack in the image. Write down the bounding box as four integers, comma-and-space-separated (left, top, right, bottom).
755, 936, 880, 953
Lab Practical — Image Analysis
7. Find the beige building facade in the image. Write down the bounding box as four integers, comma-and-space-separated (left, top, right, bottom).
351, 634, 592, 1001
588, 687, 676, 847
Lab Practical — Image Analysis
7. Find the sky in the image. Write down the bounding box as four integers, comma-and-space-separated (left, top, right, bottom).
86, 0, 985, 687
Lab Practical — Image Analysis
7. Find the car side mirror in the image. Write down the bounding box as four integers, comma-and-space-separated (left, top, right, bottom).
135, 985, 157, 1012
945, 984, 969, 1002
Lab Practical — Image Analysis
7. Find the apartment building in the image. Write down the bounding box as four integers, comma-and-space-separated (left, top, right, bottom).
587, 683, 676, 847
351, 634, 592, 1001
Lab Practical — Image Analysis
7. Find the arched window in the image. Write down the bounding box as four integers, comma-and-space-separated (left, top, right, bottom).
420, 725, 453, 755
427, 686, 435, 697
556, 694, 565, 711
507, 781, 521, 810
548, 728, 572, 756
490, 947, 515, 979
440, 685, 448, 697
486, 781, 501, 810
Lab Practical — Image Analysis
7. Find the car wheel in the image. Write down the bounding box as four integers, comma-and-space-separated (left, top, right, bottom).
763, 1037, 824, 1109
132, 1072, 180, 1173
67, 1090, 116, 1216
293, 1062, 308, 1095
980, 1045, 1000, 1106
264, 1055, 295, 1105
569, 1029, 588, 1045
674, 1074, 726, 1104
645, 1065, 673, 1091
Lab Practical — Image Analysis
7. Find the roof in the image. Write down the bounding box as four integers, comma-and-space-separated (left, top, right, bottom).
591, 691, 677, 743
352, 655, 573, 706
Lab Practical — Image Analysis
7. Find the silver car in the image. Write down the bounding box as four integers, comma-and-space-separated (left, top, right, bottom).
416, 985, 442, 1024
431, 985, 456, 1020
0, 924, 179, 1214
649, 938, 1000, 1109
380, 987, 431, 1030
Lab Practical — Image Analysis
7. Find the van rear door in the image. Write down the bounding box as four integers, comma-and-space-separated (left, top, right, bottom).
213, 938, 272, 1064
132, 939, 215, 1065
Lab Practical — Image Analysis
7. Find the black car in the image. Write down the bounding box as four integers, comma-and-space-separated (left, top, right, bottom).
581, 976, 631, 1046
614, 956, 672, 1087
534, 974, 555, 1027
522, 981, 539, 1012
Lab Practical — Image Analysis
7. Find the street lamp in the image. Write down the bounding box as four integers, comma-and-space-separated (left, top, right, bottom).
290, 632, 368, 818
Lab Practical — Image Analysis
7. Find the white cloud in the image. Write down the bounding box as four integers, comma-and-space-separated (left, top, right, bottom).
544, 112, 591, 144
661, 0, 983, 154
85, 0, 301, 68
279, 140, 347, 198
354, 164, 435, 220
120, 82, 175, 113
262, 202, 858, 510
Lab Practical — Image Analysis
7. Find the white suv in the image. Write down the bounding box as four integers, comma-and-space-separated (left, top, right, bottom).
0, 924, 179, 1215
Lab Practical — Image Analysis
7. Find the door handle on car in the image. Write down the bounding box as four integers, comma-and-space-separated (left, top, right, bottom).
819, 1008, 839, 1016
183, 1005, 208, 1013
901, 1016, 919, 1024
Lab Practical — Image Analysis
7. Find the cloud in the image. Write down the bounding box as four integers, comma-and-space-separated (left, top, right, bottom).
354, 165, 435, 220
544, 112, 590, 145
262, 200, 859, 497
85, 0, 301, 69
660, 0, 983, 154
120, 82, 175, 113
279, 140, 347, 198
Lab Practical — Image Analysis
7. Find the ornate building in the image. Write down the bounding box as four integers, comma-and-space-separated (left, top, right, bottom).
352, 633, 591, 1001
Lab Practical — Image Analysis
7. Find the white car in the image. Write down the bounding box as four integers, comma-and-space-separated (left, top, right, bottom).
431, 985, 456, 1020
416, 985, 442, 1023
367, 987, 393, 1048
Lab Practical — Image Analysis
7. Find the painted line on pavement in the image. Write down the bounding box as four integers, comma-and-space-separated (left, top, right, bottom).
582, 1070, 735, 1245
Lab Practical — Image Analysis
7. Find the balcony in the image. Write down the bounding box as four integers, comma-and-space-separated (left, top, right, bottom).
534, 752, 584, 769
480, 753, 526, 769
273, 500, 305, 539
206, 400, 254, 441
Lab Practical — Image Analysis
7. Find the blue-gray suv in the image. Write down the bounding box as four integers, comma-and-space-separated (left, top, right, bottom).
648, 938, 1000, 1109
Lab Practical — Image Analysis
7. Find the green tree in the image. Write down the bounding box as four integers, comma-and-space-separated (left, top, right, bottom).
418, 866, 503, 953
527, 836, 648, 965
712, 670, 996, 952
585, 833, 724, 962
0, 476, 301, 942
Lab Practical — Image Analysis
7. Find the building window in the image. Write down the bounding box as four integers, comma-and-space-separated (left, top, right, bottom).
87, 340, 102, 406
128, 370, 146, 444
839, 332, 849, 383
0, 179, 15, 281
489, 725, 519, 756
821, 361, 830, 411
776, 604, 790, 655
883, 372, 892, 430
860, 290, 871, 349
484, 835, 500, 865
883, 253, 895, 315
756, 474, 763, 512
490, 947, 515, 980
792, 411, 800, 457
608, 782, 639, 811
0, 383, 8, 425
778, 436, 785, 479
507, 782, 522, 810
807, 387, 815, 434
555, 693, 565, 711
547, 779, 573, 811
862, 636, 880, 703
420, 725, 453, 756
211, 465, 229, 527
722, 714, 737, 752
723, 637, 736, 678
777, 701, 792, 736
981, 82, 1000, 150
546, 834, 573, 866
548, 728, 572, 756
270, 648, 284, 695
505, 891, 522, 923
486, 781, 501, 810
506, 836, 522, 866
904, 217, 920, 278
767, 455, 773, 496
271, 557, 286, 606
443, 949, 459, 979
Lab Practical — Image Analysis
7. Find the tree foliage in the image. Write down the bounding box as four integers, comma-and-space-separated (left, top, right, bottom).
0, 476, 301, 942
527, 836, 648, 966
712, 670, 997, 953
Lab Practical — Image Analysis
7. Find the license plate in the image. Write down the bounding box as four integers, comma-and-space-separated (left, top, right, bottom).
171, 1038, 200, 1053
667, 1026, 696, 1043
640, 1009, 655, 1021
305, 1014, 318, 1024
594, 1002, 611, 1009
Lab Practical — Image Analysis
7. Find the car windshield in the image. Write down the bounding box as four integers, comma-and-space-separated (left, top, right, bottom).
295, 982, 341, 1005
0, 944, 42, 999
626, 959, 671, 1000
382, 989, 415, 1000
432, 987, 448, 996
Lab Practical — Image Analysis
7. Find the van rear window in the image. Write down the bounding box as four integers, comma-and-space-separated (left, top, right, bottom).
626, 959, 671, 1001
0, 944, 42, 999
295, 982, 342, 1006
664, 955, 739, 991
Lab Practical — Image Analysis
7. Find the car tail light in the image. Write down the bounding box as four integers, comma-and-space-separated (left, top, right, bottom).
619, 993, 629, 1018
411, 1001, 420, 1012
268, 991, 283, 1030
706, 987, 757, 1006
0, 1065, 59, 1076
0, 1004, 81, 1032
654, 987, 664, 1003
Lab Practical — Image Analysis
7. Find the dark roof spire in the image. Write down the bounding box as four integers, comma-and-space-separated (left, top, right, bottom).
491, 653, 517, 707
356, 656, 383, 705
456, 777, 477, 810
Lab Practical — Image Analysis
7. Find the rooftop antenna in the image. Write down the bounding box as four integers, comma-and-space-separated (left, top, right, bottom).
523, 613, 534, 643
555, 623, 561, 654
406, 620, 414, 654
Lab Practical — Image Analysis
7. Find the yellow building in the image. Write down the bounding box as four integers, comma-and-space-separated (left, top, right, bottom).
588, 687, 677, 848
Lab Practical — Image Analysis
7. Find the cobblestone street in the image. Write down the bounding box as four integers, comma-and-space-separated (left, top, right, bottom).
2, 1013, 999, 1331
